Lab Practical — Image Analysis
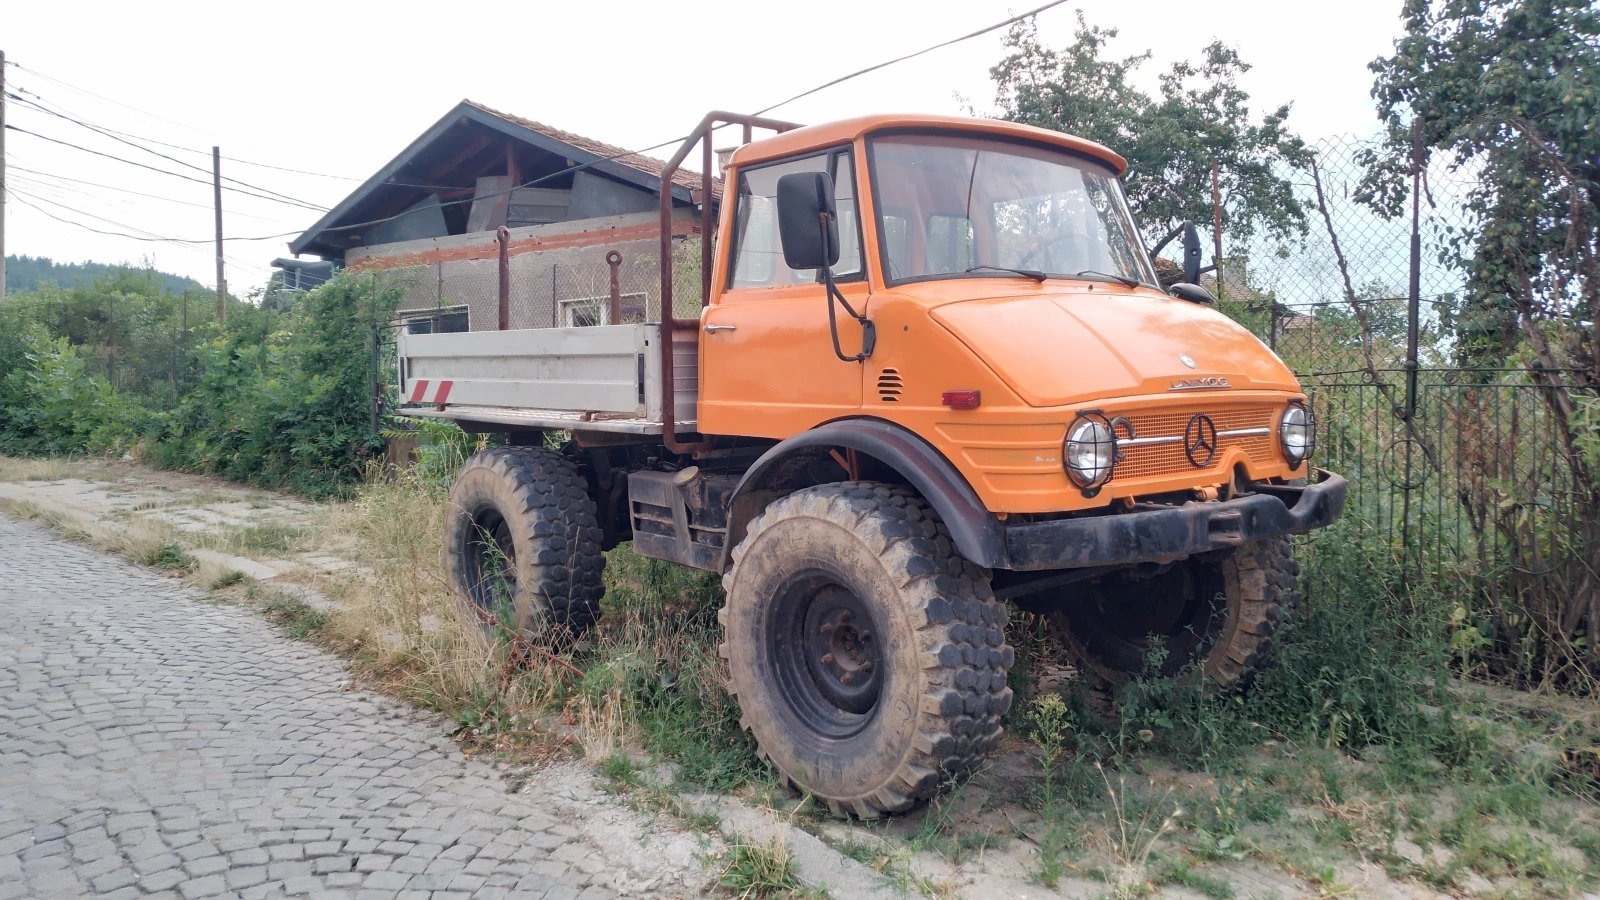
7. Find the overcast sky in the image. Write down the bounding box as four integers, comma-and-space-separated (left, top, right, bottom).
3, 0, 1407, 291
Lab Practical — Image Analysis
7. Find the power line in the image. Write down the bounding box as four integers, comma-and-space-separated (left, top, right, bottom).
8, 162, 303, 224
754, 0, 1071, 115
9, 189, 276, 276
11, 187, 298, 244
4, 123, 325, 212
297, 3, 1075, 243
6, 93, 328, 210
10, 81, 361, 182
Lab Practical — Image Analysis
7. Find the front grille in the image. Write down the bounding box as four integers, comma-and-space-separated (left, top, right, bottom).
1116, 405, 1277, 481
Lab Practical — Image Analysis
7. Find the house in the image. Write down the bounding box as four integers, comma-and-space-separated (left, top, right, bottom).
282, 101, 714, 333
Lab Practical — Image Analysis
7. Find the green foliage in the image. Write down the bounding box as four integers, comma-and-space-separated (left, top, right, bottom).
1367, 0, 1598, 367
0, 323, 139, 455
0, 270, 399, 497
136, 543, 197, 574
989, 14, 1311, 246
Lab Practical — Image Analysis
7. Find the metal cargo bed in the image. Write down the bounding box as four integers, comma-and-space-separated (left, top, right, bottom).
395, 323, 698, 434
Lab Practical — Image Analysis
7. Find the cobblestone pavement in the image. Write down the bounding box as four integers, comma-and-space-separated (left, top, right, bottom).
0, 514, 681, 900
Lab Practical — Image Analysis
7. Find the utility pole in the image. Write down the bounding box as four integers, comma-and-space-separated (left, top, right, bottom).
2, 49, 9, 302
213, 145, 226, 322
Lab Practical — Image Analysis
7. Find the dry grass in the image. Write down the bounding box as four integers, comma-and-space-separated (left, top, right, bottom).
0, 455, 89, 483
312, 479, 568, 747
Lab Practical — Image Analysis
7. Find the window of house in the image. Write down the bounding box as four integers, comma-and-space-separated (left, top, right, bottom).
729, 148, 863, 289
560, 292, 647, 327
403, 307, 469, 334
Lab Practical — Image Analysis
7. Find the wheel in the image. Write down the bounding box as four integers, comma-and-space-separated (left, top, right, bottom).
444, 447, 605, 638
1048, 537, 1299, 689
719, 482, 1014, 818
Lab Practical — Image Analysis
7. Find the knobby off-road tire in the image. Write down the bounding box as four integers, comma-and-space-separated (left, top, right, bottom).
444, 447, 605, 639
719, 482, 1014, 818
1050, 537, 1300, 690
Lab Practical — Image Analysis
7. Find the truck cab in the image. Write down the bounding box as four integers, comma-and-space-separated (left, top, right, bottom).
406, 111, 1346, 818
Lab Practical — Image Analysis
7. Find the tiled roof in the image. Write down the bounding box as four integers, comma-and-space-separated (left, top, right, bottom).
463, 100, 719, 199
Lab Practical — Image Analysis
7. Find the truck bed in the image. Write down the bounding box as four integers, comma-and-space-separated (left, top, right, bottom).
395, 324, 697, 433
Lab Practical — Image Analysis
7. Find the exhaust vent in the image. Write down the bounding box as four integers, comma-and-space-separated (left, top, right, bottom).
877, 369, 904, 402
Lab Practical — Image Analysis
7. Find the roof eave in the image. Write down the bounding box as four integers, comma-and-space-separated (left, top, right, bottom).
289, 101, 700, 258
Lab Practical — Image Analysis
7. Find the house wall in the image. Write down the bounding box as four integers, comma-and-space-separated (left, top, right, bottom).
347, 210, 709, 330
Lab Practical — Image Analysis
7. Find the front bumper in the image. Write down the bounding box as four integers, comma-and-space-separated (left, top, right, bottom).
1003, 468, 1347, 571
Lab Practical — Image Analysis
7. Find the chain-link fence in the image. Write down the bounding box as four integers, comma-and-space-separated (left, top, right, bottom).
1189, 135, 1596, 686
371, 236, 707, 335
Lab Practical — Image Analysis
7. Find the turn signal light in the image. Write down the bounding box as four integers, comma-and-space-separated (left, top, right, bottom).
941, 390, 981, 409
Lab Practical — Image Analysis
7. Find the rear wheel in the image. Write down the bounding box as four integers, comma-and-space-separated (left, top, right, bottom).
1048, 537, 1299, 689
444, 447, 606, 639
720, 482, 1013, 818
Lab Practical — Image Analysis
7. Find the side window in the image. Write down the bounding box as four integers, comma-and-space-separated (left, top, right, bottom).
730, 149, 862, 289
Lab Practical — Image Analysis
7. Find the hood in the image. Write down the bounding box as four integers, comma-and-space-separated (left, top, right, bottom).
927, 287, 1298, 407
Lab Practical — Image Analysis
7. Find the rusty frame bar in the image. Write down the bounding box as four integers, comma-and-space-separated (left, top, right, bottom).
656, 111, 800, 453
496, 226, 511, 330
606, 250, 623, 325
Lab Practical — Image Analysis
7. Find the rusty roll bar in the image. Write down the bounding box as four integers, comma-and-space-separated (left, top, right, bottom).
656, 111, 799, 454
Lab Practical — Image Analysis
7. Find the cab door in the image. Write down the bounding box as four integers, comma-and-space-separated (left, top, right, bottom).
698, 147, 869, 439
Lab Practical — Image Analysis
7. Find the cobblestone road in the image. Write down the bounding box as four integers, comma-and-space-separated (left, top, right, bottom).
0, 514, 653, 900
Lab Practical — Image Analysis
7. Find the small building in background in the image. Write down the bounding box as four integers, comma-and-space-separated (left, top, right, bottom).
286, 101, 715, 333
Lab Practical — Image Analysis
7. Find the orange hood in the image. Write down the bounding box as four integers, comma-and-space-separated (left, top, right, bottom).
925, 286, 1299, 407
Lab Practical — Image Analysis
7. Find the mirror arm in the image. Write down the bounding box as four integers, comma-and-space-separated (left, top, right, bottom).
818, 211, 874, 363
823, 264, 875, 363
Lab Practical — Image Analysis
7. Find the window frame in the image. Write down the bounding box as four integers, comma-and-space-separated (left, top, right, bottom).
864, 128, 1159, 290
725, 144, 868, 291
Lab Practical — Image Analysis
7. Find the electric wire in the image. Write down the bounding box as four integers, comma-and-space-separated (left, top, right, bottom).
4, 123, 326, 212
753, 0, 1072, 115
6, 93, 328, 210
9, 82, 361, 181
5, 2, 1071, 261
10, 190, 273, 274
8, 162, 304, 224
10, 188, 297, 243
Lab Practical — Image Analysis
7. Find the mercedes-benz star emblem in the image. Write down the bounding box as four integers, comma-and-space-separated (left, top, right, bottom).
1179, 354, 1198, 369
1184, 413, 1218, 467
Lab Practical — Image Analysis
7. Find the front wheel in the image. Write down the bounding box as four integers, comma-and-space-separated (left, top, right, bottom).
719, 482, 1013, 818
1049, 537, 1300, 689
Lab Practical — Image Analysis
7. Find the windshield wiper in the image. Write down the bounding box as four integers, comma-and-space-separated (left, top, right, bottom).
1074, 269, 1142, 288
965, 264, 1046, 282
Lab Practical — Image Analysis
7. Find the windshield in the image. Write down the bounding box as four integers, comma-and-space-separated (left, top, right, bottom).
868, 133, 1157, 287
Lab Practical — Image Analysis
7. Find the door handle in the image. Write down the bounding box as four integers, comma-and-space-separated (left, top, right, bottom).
704, 324, 737, 333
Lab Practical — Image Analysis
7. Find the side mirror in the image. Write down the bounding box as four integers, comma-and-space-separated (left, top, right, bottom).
1180, 221, 1203, 285
776, 172, 840, 270
1170, 282, 1215, 305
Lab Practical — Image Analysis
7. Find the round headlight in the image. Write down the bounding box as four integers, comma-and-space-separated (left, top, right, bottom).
1065, 417, 1116, 490
1279, 402, 1313, 465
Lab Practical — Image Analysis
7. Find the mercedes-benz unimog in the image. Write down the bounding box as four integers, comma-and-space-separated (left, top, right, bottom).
397, 111, 1347, 818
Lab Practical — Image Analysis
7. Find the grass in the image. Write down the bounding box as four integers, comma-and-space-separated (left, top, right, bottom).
709, 836, 817, 899
7, 455, 1600, 899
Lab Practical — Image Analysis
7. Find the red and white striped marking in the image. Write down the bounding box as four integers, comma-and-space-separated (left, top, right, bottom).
408, 379, 453, 405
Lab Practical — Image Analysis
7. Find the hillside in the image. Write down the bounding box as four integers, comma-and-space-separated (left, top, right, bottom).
4, 255, 206, 295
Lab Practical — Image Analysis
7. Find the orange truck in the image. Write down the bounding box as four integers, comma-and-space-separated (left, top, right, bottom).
397, 111, 1346, 817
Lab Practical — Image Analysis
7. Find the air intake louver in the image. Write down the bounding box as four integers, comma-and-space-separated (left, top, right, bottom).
877, 369, 903, 402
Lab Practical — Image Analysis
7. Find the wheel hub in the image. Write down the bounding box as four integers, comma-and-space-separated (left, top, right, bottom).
771, 574, 885, 737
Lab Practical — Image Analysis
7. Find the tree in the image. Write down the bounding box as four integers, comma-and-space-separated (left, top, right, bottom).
1367, 0, 1600, 680
1367, 0, 1598, 373
989, 14, 1312, 248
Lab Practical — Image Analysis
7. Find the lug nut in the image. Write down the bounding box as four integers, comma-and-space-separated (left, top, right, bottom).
820, 653, 834, 665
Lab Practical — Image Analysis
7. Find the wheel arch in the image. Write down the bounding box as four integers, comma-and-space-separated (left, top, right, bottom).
720, 417, 1008, 571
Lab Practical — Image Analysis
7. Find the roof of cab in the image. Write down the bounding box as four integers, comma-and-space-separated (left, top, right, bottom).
728, 113, 1127, 174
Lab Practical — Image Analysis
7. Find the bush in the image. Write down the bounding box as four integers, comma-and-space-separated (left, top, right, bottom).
0, 270, 399, 497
